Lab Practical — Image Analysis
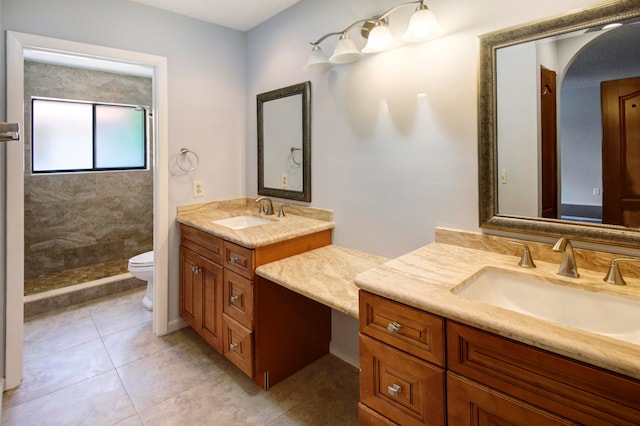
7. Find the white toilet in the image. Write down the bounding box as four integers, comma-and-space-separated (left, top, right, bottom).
128, 251, 154, 310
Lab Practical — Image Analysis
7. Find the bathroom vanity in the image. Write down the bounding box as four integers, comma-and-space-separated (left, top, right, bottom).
177, 199, 335, 389
355, 229, 640, 425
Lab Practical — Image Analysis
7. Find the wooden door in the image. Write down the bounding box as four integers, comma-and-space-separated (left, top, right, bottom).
540, 67, 558, 218
602, 76, 640, 227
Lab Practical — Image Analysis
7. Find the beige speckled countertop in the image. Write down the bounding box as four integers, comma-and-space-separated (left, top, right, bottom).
255, 245, 388, 318
355, 242, 640, 380
176, 198, 335, 248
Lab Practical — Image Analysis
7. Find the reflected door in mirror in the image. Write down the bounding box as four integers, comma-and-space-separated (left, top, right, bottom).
602, 76, 640, 227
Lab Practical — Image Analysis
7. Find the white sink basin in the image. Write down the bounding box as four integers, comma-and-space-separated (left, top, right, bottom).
453, 269, 640, 345
211, 215, 273, 230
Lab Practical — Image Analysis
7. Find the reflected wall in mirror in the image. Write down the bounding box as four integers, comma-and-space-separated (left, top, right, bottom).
257, 81, 311, 202
479, 1, 640, 247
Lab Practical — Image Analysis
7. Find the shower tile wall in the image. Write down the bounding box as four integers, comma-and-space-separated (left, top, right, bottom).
24, 62, 153, 280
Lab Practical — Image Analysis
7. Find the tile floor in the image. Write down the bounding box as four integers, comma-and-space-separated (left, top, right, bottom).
2, 288, 360, 425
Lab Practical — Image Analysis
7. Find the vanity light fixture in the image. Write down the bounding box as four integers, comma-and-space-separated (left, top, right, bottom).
304, 0, 442, 71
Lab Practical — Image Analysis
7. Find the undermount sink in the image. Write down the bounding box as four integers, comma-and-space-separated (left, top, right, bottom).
211, 215, 273, 230
453, 269, 640, 345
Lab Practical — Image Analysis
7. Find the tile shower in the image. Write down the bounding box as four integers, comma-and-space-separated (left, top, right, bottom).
23, 62, 153, 309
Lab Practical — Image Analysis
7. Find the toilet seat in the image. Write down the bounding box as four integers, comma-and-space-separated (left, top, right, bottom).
129, 251, 153, 268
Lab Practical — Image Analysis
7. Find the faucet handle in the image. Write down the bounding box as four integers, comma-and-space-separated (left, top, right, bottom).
508, 241, 536, 268
603, 258, 640, 286
278, 204, 286, 217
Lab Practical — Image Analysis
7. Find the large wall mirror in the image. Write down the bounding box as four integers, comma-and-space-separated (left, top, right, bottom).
479, 0, 640, 247
257, 81, 311, 202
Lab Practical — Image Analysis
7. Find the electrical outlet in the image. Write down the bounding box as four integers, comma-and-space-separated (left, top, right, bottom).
193, 181, 205, 198
281, 173, 288, 189
593, 188, 600, 195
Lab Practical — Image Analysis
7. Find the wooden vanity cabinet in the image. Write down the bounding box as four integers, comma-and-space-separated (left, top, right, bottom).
180, 224, 332, 388
358, 291, 640, 425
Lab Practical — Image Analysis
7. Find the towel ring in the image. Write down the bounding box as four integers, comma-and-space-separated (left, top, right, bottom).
289, 147, 302, 166
177, 148, 199, 172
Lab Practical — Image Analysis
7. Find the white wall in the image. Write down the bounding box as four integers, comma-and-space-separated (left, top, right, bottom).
246, 0, 606, 258
1, 0, 247, 325
245, 0, 608, 360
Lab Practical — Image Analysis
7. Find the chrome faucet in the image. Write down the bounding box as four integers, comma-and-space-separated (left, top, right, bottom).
552, 237, 579, 278
603, 258, 640, 286
508, 241, 536, 268
255, 196, 274, 215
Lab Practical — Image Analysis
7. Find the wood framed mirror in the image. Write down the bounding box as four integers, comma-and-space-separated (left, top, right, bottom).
257, 81, 311, 202
478, 0, 640, 247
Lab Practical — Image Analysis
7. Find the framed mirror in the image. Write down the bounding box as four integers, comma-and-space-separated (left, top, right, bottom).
257, 81, 311, 202
478, 1, 640, 247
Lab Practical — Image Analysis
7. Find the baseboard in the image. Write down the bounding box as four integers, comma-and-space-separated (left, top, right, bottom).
167, 317, 187, 334
330, 341, 359, 368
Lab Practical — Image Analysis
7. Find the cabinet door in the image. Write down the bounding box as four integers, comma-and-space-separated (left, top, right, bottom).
180, 247, 202, 330
179, 246, 223, 353
200, 255, 223, 353
447, 373, 574, 426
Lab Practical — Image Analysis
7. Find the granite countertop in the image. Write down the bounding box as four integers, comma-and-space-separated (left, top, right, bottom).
255, 245, 388, 318
355, 242, 640, 380
176, 198, 335, 248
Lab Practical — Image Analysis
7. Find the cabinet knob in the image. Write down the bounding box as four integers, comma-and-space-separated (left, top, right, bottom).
229, 343, 238, 351
229, 256, 239, 264
230, 295, 239, 304
191, 266, 201, 274
387, 384, 401, 398
387, 321, 402, 334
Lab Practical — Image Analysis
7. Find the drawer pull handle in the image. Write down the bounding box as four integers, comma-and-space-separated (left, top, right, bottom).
387, 321, 402, 334
229, 256, 239, 264
387, 384, 401, 397
229, 343, 238, 351
230, 296, 239, 304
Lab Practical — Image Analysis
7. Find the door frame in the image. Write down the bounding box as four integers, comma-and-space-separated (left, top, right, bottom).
5, 31, 169, 390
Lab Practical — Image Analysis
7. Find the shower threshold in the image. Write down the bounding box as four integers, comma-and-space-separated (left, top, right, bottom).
23, 260, 146, 316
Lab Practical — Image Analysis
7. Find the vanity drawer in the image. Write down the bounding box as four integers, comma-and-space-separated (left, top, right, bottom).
359, 291, 445, 366
223, 241, 254, 279
223, 269, 254, 329
181, 224, 223, 264
360, 334, 445, 426
223, 315, 254, 378
447, 321, 640, 425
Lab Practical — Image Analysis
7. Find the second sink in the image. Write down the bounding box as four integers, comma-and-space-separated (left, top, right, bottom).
452, 268, 640, 345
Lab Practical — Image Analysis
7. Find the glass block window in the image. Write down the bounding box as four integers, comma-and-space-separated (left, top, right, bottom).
32, 98, 147, 173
